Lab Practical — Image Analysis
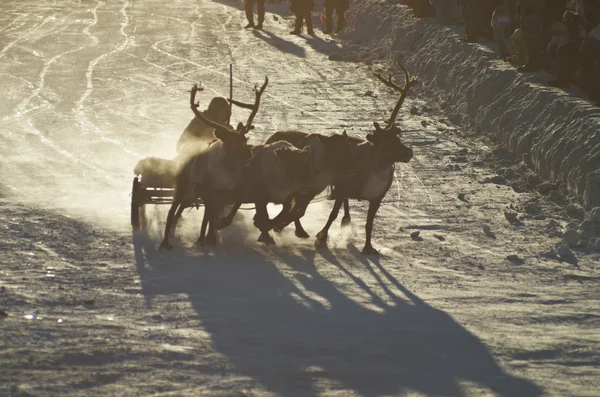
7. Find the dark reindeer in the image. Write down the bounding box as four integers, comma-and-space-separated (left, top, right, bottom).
159, 79, 268, 250
198, 141, 315, 246
314, 62, 416, 255
262, 62, 415, 254
262, 130, 354, 238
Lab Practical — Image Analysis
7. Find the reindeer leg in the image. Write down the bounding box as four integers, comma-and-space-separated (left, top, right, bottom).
160, 201, 181, 250
271, 196, 307, 233
362, 198, 382, 255
291, 194, 313, 239
315, 198, 344, 249
293, 219, 310, 239
174, 204, 185, 226
196, 206, 209, 246
273, 194, 312, 238
216, 202, 242, 230
204, 199, 222, 247
273, 197, 293, 233
254, 201, 275, 245
341, 199, 351, 227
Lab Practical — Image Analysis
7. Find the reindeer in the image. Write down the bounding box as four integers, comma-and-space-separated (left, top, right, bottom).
315, 62, 416, 255
262, 62, 415, 255
262, 130, 354, 238
194, 138, 317, 246
159, 78, 268, 250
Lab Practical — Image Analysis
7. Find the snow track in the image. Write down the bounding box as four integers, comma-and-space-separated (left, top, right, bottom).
0, 1, 598, 396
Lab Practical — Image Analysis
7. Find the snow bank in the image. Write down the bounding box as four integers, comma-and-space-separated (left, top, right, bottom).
342, 0, 600, 209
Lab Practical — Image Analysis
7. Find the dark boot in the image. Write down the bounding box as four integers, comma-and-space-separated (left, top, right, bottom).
305, 10, 314, 35
324, 4, 333, 33
255, 0, 265, 30
244, 0, 255, 28
335, 5, 346, 32
290, 15, 302, 34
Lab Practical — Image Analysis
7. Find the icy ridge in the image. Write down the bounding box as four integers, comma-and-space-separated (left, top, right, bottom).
343, 0, 600, 209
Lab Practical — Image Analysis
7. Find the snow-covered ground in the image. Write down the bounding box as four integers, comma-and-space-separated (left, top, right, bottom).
1, 0, 599, 396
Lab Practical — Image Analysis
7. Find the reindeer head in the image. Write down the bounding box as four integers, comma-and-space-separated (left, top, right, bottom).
274, 146, 313, 192
317, 130, 353, 172
215, 128, 253, 170
369, 61, 416, 164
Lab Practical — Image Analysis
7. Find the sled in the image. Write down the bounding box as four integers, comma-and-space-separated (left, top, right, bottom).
130, 157, 204, 231
130, 156, 333, 231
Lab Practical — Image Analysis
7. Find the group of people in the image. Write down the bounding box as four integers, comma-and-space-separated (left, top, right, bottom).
244, 0, 350, 35
406, 0, 600, 104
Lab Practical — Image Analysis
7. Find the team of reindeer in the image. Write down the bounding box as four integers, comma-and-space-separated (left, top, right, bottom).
158, 62, 415, 255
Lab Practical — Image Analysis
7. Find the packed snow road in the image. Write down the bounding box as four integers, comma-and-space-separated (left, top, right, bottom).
1, 0, 599, 396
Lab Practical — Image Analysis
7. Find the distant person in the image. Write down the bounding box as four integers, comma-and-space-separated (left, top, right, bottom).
409, 0, 436, 18
546, 21, 570, 72
547, 9, 585, 85
430, 0, 462, 25
323, 0, 350, 34
459, 0, 496, 43
549, 4, 600, 103
580, 35, 600, 104
516, 0, 545, 72
508, 27, 529, 66
491, 3, 512, 59
290, 0, 315, 35
245, 0, 266, 30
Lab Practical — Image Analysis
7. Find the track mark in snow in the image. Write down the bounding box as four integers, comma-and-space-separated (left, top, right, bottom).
0, 13, 29, 34
151, 38, 329, 123
0, 14, 56, 61
16, 21, 97, 114
219, 4, 235, 61
404, 154, 435, 207
21, 117, 120, 184
185, 4, 202, 44
123, 50, 223, 98
76, 0, 103, 111
75, 0, 137, 157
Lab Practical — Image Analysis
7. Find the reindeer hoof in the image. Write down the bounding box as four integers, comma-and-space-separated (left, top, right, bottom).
159, 241, 172, 251
295, 229, 310, 239
258, 232, 276, 245
362, 245, 379, 256
341, 216, 351, 227
314, 232, 328, 249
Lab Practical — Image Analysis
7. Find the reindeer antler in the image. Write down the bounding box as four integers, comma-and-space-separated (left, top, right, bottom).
229, 76, 269, 135
190, 84, 234, 132
374, 61, 418, 131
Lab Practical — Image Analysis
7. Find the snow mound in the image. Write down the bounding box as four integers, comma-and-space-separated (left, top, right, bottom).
343, 0, 600, 209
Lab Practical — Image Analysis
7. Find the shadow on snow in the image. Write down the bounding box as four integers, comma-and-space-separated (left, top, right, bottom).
133, 228, 543, 397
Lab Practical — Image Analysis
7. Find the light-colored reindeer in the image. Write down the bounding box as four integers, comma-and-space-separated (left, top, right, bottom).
159, 80, 267, 250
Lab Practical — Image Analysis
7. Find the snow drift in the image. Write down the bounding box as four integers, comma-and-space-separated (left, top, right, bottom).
342, 0, 600, 209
